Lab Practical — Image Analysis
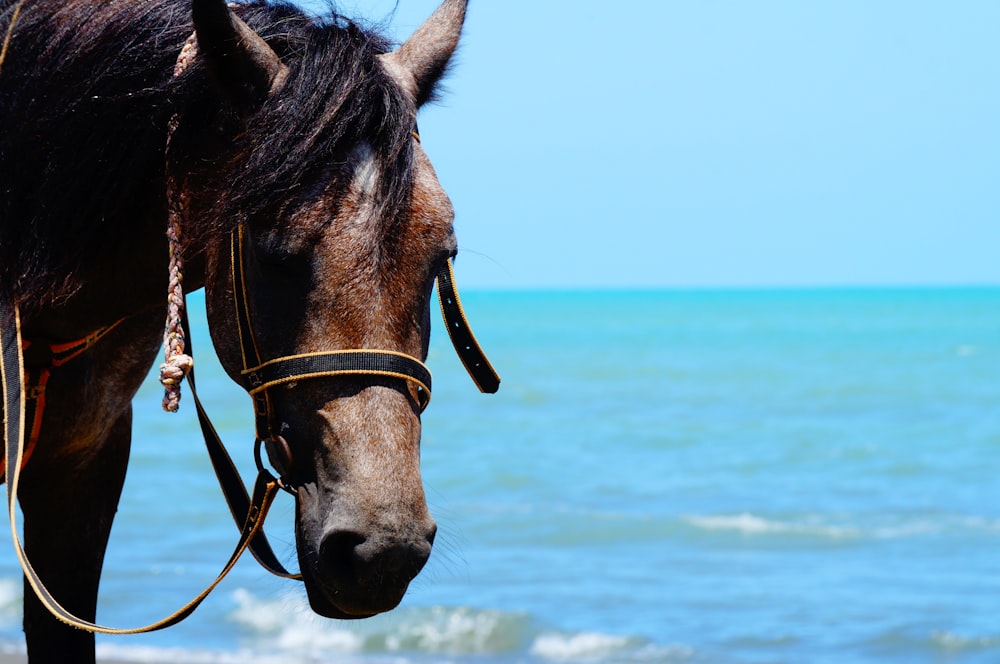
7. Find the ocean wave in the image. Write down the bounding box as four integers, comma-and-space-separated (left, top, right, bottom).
0, 578, 21, 625
531, 633, 636, 659
530, 632, 695, 662
230, 589, 532, 656
869, 627, 1000, 658
94, 643, 289, 663
226, 589, 687, 663
0, 583, 689, 664
930, 631, 1000, 652
683, 513, 860, 539
682, 512, 1000, 542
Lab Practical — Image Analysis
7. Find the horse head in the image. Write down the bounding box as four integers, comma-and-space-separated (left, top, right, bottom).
176, 0, 469, 619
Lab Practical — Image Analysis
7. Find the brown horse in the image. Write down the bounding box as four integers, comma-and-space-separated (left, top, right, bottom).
0, 0, 493, 660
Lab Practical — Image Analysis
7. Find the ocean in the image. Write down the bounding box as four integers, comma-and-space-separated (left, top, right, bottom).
0, 287, 997, 663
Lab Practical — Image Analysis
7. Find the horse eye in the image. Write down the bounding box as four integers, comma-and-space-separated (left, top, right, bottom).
255, 246, 308, 275
437, 248, 457, 271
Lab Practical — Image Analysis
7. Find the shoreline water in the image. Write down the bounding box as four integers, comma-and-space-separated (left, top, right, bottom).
0, 656, 142, 664
0, 289, 996, 663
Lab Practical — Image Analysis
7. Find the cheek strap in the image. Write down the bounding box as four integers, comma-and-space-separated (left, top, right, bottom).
436, 257, 501, 394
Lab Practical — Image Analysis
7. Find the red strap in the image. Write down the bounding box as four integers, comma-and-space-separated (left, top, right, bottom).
0, 366, 47, 477
5, 320, 124, 475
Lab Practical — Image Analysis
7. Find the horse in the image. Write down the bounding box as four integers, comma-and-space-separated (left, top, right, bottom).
0, 0, 496, 660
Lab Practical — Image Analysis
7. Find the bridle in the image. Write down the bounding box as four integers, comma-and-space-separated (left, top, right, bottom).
0, 12, 500, 638
0, 131, 499, 640
0, 220, 499, 633
225, 222, 500, 493
179, 219, 497, 581
0, 15, 502, 632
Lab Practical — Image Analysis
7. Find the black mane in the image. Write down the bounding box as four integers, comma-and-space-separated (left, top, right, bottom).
0, 0, 414, 309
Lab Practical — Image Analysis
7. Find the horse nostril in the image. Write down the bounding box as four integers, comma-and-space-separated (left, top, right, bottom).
318, 528, 433, 584
426, 523, 438, 546
319, 529, 367, 574
378, 539, 432, 581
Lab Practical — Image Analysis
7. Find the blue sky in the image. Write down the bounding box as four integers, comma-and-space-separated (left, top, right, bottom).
299, 1, 1000, 289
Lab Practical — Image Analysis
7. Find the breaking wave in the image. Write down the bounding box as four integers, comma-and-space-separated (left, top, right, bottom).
223, 589, 688, 663
682, 512, 1000, 542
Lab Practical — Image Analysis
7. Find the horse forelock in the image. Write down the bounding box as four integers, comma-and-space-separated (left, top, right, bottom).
201, 3, 417, 261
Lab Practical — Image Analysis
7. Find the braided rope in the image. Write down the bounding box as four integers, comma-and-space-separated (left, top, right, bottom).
159, 176, 194, 412
158, 33, 200, 412
173, 33, 198, 78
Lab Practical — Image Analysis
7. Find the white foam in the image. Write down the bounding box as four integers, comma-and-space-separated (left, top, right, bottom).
229, 589, 307, 634
930, 630, 1000, 651
385, 606, 515, 653
229, 588, 364, 654
869, 520, 940, 539
530, 631, 692, 662
0, 578, 21, 624
95, 642, 286, 663
685, 512, 1000, 543
229, 589, 529, 656
531, 632, 633, 660
685, 513, 783, 534
684, 513, 859, 538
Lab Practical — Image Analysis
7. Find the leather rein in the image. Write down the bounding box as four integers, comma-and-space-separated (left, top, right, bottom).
0, 222, 499, 635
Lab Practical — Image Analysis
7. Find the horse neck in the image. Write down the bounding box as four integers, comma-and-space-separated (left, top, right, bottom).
23, 208, 206, 341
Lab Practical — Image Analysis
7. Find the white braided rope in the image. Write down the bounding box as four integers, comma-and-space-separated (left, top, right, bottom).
158, 32, 199, 412
158, 198, 193, 412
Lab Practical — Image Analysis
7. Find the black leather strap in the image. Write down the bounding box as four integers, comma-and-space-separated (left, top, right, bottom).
0, 233, 501, 633
0, 292, 284, 633
229, 227, 437, 445
243, 350, 432, 410
230, 226, 263, 375
1, 291, 25, 494
182, 312, 301, 579
229, 228, 498, 414
436, 259, 500, 394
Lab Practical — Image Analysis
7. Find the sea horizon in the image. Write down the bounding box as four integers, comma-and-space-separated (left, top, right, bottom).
457, 282, 1000, 294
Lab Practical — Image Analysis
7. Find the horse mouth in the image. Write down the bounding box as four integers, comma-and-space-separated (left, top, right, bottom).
307, 595, 380, 621
303, 575, 410, 620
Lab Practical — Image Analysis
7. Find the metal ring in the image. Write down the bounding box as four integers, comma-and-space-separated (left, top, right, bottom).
254, 438, 296, 495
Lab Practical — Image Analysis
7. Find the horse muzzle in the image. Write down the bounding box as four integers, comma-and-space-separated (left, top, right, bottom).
298, 510, 437, 618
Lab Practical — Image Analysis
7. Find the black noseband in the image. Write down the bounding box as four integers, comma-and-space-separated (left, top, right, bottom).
243, 350, 433, 411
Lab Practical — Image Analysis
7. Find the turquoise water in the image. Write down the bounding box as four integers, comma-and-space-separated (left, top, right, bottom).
0, 288, 997, 662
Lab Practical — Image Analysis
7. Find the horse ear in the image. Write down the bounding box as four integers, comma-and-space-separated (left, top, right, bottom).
379, 0, 468, 107
191, 0, 288, 109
